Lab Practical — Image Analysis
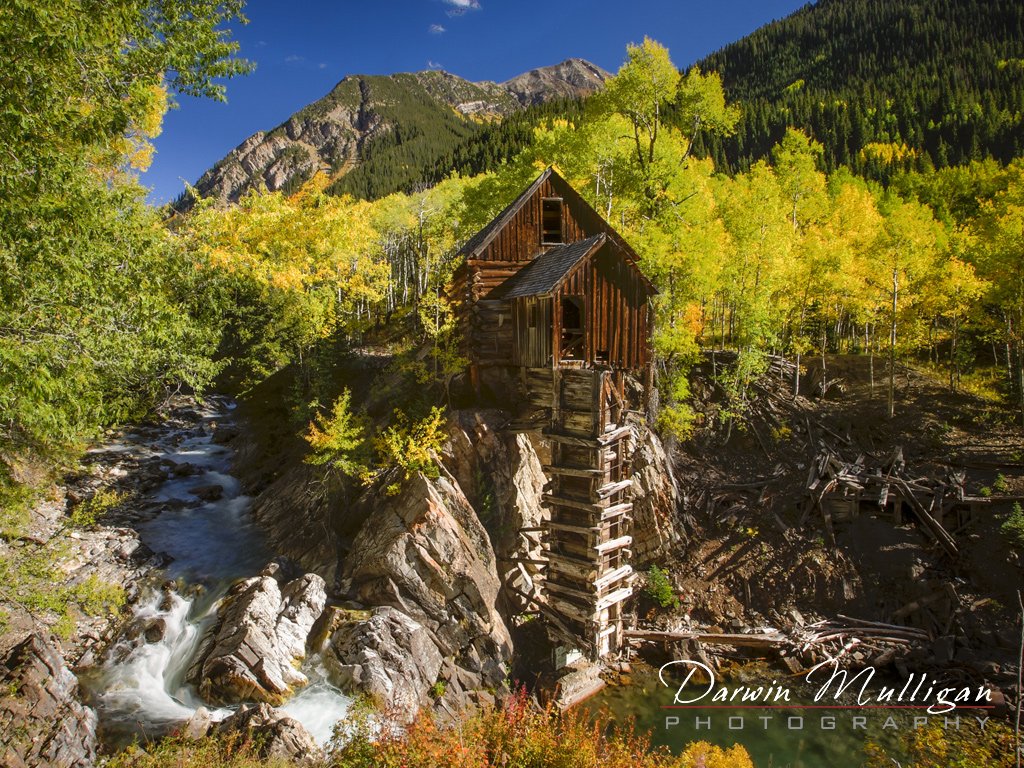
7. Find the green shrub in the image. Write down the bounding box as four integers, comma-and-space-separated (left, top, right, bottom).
69, 488, 125, 528
992, 473, 1010, 493
645, 565, 679, 610
303, 389, 369, 477
374, 406, 447, 480
1001, 502, 1024, 549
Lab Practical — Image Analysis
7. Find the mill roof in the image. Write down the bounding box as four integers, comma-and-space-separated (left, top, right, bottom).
498, 234, 606, 299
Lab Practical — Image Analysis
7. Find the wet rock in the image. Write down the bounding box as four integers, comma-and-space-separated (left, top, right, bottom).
326, 606, 443, 723
189, 562, 326, 705
143, 618, 166, 644
191, 484, 224, 502
172, 462, 198, 477
0, 634, 98, 768
212, 425, 241, 444
182, 706, 215, 740
215, 703, 320, 763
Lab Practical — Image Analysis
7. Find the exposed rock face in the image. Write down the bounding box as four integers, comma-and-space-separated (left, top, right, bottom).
501, 58, 611, 106
189, 561, 326, 705
336, 469, 513, 717
444, 410, 548, 611
628, 425, 685, 563
325, 606, 443, 723
186, 61, 609, 206
0, 634, 98, 768
214, 703, 320, 763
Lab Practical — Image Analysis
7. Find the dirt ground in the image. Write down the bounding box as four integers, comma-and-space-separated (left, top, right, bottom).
650, 353, 1022, 693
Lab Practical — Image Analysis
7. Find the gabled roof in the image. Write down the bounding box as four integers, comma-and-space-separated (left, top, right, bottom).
456, 168, 552, 259
497, 234, 606, 299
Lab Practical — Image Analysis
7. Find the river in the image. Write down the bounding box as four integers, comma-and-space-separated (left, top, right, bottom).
83, 397, 352, 747
584, 662, 922, 766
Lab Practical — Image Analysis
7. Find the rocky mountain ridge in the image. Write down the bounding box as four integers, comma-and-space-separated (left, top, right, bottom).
188, 58, 610, 206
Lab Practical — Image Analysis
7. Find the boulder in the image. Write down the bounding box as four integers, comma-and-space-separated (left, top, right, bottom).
190, 484, 224, 501
189, 561, 326, 705
215, 703, 320, 763
337, 468, 513, 717
326, 606, 443, 722
0, 634, 98, 768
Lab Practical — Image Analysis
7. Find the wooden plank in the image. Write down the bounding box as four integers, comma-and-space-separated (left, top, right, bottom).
543, 464, 604, 478
595, 535, 632, 555
595, 479, 633, 499
623, 629, 787, 649
595, 586, 633, 612
593, 565, 633, 592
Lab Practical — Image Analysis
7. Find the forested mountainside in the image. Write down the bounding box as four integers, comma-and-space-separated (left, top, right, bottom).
183, 59, 608, 206
190, 0, 1023, 205
691, 0, 1024, 175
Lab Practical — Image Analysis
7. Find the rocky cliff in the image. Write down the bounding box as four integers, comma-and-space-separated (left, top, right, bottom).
187, 59, 609, 206
239, 404, 681, 720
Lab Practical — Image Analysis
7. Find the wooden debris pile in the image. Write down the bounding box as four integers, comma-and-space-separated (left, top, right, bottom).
625, 614, 931, 668
802, 446, 965, 557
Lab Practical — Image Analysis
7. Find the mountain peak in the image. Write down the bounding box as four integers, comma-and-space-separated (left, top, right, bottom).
500, 58, 611, 106
184, 59, 610, 207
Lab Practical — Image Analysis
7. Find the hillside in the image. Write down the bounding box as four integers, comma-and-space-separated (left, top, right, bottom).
184, 59, 608, 205
691, 0, 1024, 174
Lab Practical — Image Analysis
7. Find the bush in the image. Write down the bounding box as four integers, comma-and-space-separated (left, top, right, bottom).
374, 406, 447, 480
992, 472, 1010, 493
69, 488, 126, 528
303, 389, 369, 477
1001, 501, 1024, 549
863, 719, 1016, 767
106, 689, 756, 768
645, 565, 679, 610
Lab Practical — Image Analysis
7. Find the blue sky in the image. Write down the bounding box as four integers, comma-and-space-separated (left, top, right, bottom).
144, 0, 810, 204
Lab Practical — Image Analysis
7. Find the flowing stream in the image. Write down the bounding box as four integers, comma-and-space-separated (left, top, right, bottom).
85, 398, 352, 747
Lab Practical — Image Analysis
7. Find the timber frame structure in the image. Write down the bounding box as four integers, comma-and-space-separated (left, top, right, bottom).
451, 168, 657, 659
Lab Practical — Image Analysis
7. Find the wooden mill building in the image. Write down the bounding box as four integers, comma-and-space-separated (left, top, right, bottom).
450, 167, 657, 659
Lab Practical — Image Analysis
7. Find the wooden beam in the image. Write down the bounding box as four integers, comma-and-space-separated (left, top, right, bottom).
595, 478, 633, 499
595, 586, 633, 612
543, 464, 604, 478
593, 565, 633, 592
594, 535, 632, 555
623, 629, 787, 649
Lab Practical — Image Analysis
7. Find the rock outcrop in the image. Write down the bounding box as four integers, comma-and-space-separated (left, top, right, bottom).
628, 424, 686, 563
325, 606, 443, 723
444, 410, 548, 611
0, 634, 98, 768
189, 561, 326, 705
215, 703, 320, 763
501, 58, 610, 106
335, 469, 513, 717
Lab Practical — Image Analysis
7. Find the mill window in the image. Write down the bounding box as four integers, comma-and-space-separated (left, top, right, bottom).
541, 198, 563, 244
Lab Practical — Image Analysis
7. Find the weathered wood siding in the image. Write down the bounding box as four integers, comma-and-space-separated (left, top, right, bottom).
452, 170, 655, 373
512, 297, 552, 368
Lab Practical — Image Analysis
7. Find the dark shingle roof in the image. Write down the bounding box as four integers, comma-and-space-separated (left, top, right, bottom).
456, 168, 552, 259
497, 234, 606, 299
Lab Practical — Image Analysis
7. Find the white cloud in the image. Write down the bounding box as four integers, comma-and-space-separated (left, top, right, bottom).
429, 23, 446, 34
319, 62, 327, 69
284, 54, 304, 63
427, 60, 444, 70
444, 0, 480, 16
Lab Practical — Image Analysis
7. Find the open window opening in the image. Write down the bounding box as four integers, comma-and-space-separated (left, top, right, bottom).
541, 198, 563, 244
560, 296, 585, 360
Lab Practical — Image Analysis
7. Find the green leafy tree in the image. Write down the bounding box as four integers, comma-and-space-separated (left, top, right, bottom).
303, 389, 369, 477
